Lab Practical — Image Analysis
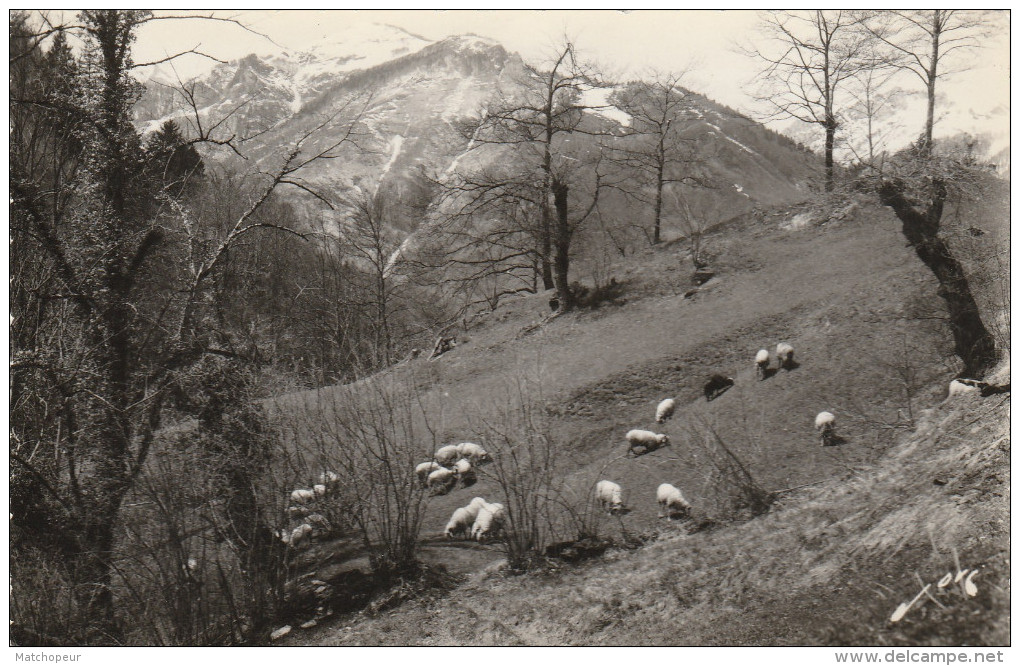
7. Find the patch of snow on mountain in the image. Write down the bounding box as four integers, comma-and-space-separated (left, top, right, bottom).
705, 121, 756, 155
723, 135, 756, 155
380, 135, 404, 179
445, 111, 486, 177
580, 86, 631, 127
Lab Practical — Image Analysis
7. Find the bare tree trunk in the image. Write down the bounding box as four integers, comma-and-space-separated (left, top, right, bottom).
824, 116, 836, 192
920, 15, 940, 156
552, 181, 574, 310
653, 167, 664, 244
878, 181, 997, 377
540, 151, 555, 290
540, 216, 554, 290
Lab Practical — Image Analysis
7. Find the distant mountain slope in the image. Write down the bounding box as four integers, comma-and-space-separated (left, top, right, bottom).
134, 26, 819, 245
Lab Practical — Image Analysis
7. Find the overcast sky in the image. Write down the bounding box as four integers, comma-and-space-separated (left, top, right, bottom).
123, 9, 1008, 127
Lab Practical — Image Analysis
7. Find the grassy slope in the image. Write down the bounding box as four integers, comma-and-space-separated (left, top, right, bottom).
280, 192, 1008, 645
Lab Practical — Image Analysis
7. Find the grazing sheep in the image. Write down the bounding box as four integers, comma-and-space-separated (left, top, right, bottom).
290, 488, 315, 504
416, 461, 442, 485
595, 480, 626, 514
655, 398, 677, 424
444, 507, 474, 539
313, 484, 328, 498
948, 378, 1010, 397
626, 429, 670, 456
656, 483, 692, 520
776, 343, 794, 370
755, 349, 770, 380
456, 442, 491, 464
815, 411, 836, 446
948, 379, 981, 397
463, 497, 489, 521
704, 374, 735, 401
305, 513, 332, 537
453, 458, 476, 486
289, 523, 314, 550
472, 502, 506, 541
434, 444, 461, 466
427, 467, 456, 494
287, 505, 311, 520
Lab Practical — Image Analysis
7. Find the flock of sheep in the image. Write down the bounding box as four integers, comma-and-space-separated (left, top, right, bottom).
274, 331, 1000, 556
277, 471, 341, 550
590, 341, 842, 519
431, 341, 848, 543
431, 341, 996, 544
416, 441, 491, 494
279, 341, 851, 550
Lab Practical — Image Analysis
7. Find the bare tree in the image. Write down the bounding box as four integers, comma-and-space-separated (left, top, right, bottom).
612, 72, 706, 244
419, 167, 545, 313
862, 10, 990, 157
844, 53, 900, 170
750, 10, 869, 191
667, 184, 726, 271
463, 39, 611, 311
331, 186, 406, 369
291, 373, 438, 576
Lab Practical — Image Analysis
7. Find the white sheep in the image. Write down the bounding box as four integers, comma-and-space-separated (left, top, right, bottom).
756, 348, 770, 380
434, 444, 461, 466
472, 502, 506, 541
313, 484, 328, 498
444, 507, 474, 539
595, 480, 626, 514
776, 342, 794, 370
287, 505, 310, 520
626, 429, 670, 456
290, 488, 315, 504
456, 442, 491, 464
416, 461, 442, 485
427, 467, 456, 494
948, 379, 981, 397
453, 458, 476, 485
656, 483, 692, 520
305, 513, 332, 537
655, 398, 676, 424
815, 411, 836, 446
319, 470, 340, 486
463, 497, 489, 521
289, 523, 314, 550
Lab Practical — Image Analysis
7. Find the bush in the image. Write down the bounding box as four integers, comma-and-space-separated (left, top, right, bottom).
570, 278, 625, 309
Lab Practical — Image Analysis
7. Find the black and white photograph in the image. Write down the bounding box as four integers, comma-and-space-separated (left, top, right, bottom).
8, 9, 1011, 652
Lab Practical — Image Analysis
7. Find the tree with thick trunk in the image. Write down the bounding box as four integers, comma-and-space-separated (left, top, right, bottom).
453, 40, 610, 312
864, 10, 999, 377
877, 179, 997, 377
